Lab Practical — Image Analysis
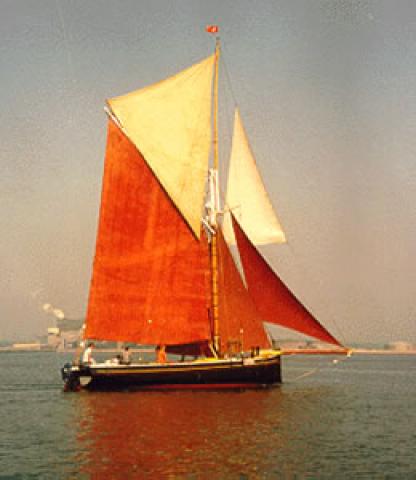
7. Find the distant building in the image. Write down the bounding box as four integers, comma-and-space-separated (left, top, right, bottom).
12, 343, 41, 351
385, 341, 414, 352
47, 327, 60, 348
47, 318, 84, 350
56, 318, 84, 331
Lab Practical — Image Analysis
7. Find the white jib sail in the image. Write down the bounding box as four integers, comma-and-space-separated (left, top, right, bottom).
224, 109, 286, 245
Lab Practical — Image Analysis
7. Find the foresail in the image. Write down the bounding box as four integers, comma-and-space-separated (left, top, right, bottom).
217, 229, 270, 353
107, 55, 215, 237
232, 215, 342, 347
84, 121, 211, 345
224, 109, 286, 245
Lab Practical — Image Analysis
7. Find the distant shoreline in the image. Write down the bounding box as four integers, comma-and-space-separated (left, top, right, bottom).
350, 348, 416, 355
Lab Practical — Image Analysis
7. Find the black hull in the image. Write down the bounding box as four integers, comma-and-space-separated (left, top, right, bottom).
62, 355, 281, 391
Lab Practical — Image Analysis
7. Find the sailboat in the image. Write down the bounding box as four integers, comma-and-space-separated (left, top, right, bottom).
61, 31, 344, 392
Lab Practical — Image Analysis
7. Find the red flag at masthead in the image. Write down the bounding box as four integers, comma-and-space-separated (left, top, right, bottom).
206, 25, 219, 34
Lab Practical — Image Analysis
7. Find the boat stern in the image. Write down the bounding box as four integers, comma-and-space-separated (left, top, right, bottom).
61, 363, 87, 392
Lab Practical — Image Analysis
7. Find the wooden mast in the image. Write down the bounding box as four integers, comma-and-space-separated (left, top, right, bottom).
211, 36, 221, 354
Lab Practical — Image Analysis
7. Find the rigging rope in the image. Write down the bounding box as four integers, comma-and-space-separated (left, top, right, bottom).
290, 352, 351, 382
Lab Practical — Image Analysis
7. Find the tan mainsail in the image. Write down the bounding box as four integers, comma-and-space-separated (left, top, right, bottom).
108, 55, 215, 237
224, 109, 286, 245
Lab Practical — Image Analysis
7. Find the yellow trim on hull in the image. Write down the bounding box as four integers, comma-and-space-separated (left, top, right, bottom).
91, 355, 280, 376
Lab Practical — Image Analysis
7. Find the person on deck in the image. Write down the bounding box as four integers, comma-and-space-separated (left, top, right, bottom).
121, 346, 131, 365
156, 345, 167, 363
82, 342, 95, 365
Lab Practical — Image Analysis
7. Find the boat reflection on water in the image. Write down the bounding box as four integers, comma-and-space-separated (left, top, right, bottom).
74, 389, 293, 478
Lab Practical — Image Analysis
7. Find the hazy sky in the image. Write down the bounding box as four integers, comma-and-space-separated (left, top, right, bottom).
1, 0, 415, 344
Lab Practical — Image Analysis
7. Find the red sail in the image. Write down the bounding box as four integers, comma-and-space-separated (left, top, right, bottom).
217, 229, 270, 354
84, 120, 211, 345
232, 215, 342, 347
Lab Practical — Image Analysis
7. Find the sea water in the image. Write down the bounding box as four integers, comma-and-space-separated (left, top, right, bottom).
0, 351, 415, 479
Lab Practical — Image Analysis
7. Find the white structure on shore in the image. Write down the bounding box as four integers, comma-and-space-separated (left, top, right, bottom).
47, 318, 83, 350
385, 341, 415, 352
12, 343, 41, 350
